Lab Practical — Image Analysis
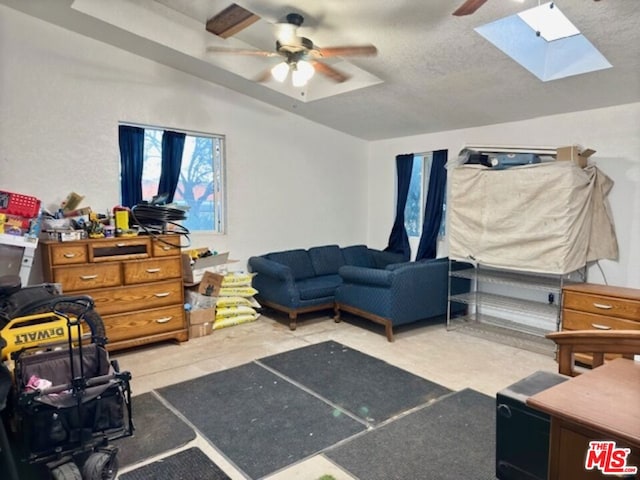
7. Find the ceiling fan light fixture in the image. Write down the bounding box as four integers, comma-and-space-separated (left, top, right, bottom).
295, 60, 315, 83
271, 61, 289, 82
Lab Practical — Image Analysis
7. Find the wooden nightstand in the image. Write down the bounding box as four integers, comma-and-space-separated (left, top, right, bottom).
561, 283, 640, 365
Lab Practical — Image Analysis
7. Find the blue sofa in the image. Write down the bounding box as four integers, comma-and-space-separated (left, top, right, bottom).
248, 244, 404, 330
334, 257, 469, 341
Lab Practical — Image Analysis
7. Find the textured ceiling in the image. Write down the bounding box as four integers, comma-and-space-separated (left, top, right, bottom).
2, 0, 639, 140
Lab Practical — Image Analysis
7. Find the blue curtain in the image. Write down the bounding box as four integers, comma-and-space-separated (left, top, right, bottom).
385, 153, 414, 261
416, 149, 448, 261
158, 130, 186, 203
118, 125, 145, 208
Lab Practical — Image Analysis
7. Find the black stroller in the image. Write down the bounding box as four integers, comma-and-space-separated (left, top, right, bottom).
0, 275, 133, 480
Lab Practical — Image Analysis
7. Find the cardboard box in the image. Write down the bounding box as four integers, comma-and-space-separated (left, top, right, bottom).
556, 145, 595, 168
182, 252, 230, 284
188, 321, 213, 338
198, 271, 225, 296
189, 307, 215, 325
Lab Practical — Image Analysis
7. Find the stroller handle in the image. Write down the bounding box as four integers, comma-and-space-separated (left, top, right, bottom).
51, 296, 95, 313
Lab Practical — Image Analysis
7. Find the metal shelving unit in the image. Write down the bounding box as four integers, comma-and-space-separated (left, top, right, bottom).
447, 260, 585, 354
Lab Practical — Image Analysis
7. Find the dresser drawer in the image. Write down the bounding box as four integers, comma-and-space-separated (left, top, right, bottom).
103, 304, 185, 342
89, 237, 150, 262
151, 235, 182, 257
86, 279, 183, 315
48, 244, 88, 265
562, 309, 640, 331
123, 257, 182, 284
562, 291, 640, 321
54, 263, 122, 291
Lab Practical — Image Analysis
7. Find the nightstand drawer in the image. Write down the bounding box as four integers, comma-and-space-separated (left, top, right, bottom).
562, 309, 640, 331
123, 257, 182, 284
562, 291, 640, 321
53, 263, 121, 291
87, 279, 184, 315
49, 244, 88, 265
103, 304, 185, 342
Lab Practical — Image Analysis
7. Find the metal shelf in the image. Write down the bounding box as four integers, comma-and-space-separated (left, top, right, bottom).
450, 292, 558, 320
448, 316, 556, 356
446, 260, 580, 354
450, 267, 567, 292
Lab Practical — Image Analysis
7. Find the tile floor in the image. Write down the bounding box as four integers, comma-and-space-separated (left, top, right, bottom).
111, 312, 559, 479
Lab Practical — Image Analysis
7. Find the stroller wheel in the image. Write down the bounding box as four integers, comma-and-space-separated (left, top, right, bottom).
50, 462, 82, 480
28, 301, 106, 341
82, 451, 118, 480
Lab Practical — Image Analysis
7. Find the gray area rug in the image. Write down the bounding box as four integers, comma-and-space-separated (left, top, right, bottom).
113, 392, 196, 468
325, 388, 497, 480
259, 340, 452, 424
157, 362, 366, 479
119, 447, 230, 480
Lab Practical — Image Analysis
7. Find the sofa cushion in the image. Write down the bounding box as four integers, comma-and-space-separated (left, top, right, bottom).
297, 274, 342, 300
309, 245, 345, 276
267, 249, 315, 280
341, 245, 375, 268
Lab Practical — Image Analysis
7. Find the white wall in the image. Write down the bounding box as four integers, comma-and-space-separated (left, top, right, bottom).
0, 6, 369, 279
367, 103, 640, 288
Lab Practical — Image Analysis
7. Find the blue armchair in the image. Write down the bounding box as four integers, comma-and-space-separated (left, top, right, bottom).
334, 257, 465, 341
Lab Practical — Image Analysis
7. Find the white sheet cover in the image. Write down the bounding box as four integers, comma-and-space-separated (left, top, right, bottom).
449, 162, 618, 274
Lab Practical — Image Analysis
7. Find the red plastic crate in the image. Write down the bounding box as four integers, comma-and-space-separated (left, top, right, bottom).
0, 191, 41, 218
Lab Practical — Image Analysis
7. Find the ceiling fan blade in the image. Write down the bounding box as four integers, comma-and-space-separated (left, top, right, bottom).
452, 0, 489, 16
206, 46, 280, 57
206, 3, 260, 38
312, 61, 350, 83
312, 45, 378, 58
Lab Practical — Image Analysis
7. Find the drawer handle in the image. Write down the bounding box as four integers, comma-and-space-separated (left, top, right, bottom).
80, 275, 98, 280
154, 292, 170, 298
146, 268, 161, 273
592, 323, 612, 330
161, 246, 171, 251
63, 253, 77, 258
593, 302, 613, 310
155, 316, 173, 324
116, 243, 127, 248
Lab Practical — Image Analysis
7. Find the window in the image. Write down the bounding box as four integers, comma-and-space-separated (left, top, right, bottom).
404, 153, 432, 238
404, 152, 447, 259
120, 125, 225, 233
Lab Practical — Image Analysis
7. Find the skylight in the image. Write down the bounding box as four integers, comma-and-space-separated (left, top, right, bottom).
475, 2, 612, 82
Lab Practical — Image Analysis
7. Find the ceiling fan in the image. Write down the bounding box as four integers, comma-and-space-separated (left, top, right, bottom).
205, 6, 377, 86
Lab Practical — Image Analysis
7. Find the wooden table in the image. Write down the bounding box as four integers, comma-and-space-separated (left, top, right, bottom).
527, 359, 640, 479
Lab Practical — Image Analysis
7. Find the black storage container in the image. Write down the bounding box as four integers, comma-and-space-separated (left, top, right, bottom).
496, 370, 568, 480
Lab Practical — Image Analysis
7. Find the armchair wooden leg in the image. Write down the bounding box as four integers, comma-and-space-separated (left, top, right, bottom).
334, 305, 342, 323
288, 312, 297, 331
384, 321, 394, 342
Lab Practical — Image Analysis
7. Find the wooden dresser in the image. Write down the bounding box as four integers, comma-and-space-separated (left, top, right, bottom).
561, 283, 640, 364
41, 235, 188, 351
